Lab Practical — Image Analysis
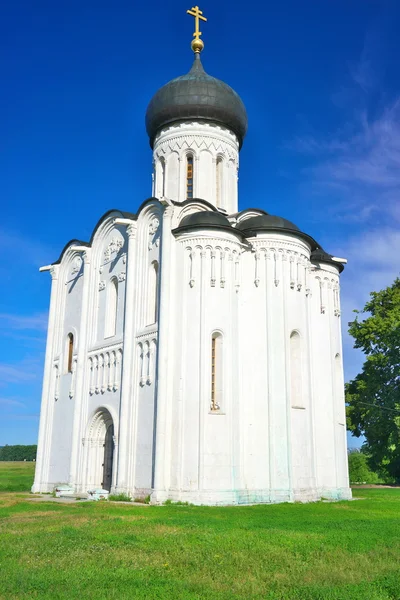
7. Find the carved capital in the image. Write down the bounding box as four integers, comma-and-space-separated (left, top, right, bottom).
82, 249, 92, 264
50, 265, 59, 280
127, 224, 137, 239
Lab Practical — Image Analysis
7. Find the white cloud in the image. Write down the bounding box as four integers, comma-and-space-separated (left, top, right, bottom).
292, 100, 400, 224
338, 228, 400, 381
0, 397, 26, 408
0, 312, 48, 332
0, 358, 42, 385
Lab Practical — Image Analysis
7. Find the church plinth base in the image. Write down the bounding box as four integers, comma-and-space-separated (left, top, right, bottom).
31, 482, 59, 494
149, 487, 352, 506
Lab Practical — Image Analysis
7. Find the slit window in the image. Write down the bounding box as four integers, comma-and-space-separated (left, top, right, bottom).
105, 278, 118, 338
67, 333, 74, 374
160, 157, 166, 197
187, 155, 194, 199
148, 261, 159, 324
211, 332, 223, 411
216, 156, 223, 207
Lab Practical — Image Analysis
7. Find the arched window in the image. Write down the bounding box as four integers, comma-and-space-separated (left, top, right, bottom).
186, 155, 194, 199
148, 261, 159, 324
216, 156, 223, 208
211, 332, 223, 411
66, 333, 74, 374
105, 278, 118, 338
290, 331, 303, 408
160, 157, 166, 197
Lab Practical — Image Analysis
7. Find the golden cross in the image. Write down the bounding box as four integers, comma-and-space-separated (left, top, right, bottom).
187, 6, 207, 53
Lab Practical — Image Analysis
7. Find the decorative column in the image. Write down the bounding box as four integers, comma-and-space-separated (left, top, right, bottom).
152, 203, 174, 502
68, 248, 92, 488
115, 220, 137, 493
32, 265, 60, 493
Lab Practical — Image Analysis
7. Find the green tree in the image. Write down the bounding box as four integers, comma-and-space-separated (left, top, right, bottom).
347, 450, 379, 484
0, 445, 37, 461
346, 278, 400, 481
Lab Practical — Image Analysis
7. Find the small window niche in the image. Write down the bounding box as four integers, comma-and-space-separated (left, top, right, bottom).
216, 156, 223, 208
290, 330, 304, 409
186, 154, 194, 199
105, 278, 118, 338
211, 332, 223, 412
147, 260, 159, 325
66, 333, 74, 374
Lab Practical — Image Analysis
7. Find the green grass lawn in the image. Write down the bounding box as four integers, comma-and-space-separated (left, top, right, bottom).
0, 460, 35, 491
0, 463, 400, 599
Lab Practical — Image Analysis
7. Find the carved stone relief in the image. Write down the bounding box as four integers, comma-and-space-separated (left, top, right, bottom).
148, 217, 161, 250
104, 237, 123, 263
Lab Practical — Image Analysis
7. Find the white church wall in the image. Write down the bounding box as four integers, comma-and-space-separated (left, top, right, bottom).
126, 202, 161, 496
93, 227, 128, 345
153, 122, 239, 213
48, 250, 85, 485
309, 263, 350, 499
238, 233, 315, 502
165, 229, 243, 502
66, 216, 130, 494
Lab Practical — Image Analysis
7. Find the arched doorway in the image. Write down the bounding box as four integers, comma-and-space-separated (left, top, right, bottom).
102, 422, 114, 491
85, 408, 115, 491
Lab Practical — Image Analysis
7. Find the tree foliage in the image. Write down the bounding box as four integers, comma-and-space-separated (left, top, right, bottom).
346, 278, 400, 481
0, 445, 37, 461
347, 450, 379, 484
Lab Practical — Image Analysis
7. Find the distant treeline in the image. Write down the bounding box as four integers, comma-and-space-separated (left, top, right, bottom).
0, 445, 37, 461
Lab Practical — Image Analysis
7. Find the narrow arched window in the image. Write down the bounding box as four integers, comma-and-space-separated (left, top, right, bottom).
67, 333, 74, 374
211, 332, 223, 411
186, 155, 194, 198
160, 157, 166, 197
105, 278, 118, 338
290, 331, 303, 408
216, 156, 223, 208
148, 261, 159, 324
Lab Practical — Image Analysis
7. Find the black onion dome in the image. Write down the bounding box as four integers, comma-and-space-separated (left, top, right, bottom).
145, 54, 248, 148
179, 210, 231, 229
236, 214, 300, 232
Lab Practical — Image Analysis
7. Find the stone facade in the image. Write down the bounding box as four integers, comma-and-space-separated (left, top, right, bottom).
33, 53, 351, 505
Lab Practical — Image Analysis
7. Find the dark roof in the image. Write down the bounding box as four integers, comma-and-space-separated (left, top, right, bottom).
236, 214, 300, 232
145, 54, 248, 148
311, 248, 345, 273
177, 210, 233, 231
232, 208, 269, 219
235, 213, 321, 252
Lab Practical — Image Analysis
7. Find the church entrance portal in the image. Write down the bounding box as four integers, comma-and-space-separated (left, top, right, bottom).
102, 423, 114, 491
85, 408, 115, 492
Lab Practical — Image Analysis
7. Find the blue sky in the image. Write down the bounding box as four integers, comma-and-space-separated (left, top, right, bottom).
1, 0, 400, 447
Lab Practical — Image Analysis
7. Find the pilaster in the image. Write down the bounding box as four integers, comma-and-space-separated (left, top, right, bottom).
151, 204, 174, 502
68, 248, 92, 488
32, 265, 60, 492
115, 221, 137, 492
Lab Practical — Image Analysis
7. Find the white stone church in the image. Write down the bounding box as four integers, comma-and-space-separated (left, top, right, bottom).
33, 16, 351, 504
